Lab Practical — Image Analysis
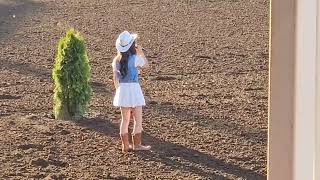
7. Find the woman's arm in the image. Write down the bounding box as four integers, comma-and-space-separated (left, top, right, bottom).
112, 55, 120, 89
113, 71, 119, 89
136, 45, 149, 68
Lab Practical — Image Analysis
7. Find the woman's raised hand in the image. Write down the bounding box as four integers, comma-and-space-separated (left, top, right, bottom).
135, 44, 143, 52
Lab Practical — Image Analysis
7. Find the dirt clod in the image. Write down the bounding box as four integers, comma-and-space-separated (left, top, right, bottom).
30, 158, 49, 168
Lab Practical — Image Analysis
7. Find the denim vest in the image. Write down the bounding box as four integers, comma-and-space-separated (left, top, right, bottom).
119, 55, 139, 83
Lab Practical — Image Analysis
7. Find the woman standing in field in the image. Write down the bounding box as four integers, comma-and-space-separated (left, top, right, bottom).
112, 31, 151, 153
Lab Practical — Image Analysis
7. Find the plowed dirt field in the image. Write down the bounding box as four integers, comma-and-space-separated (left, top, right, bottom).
0, 0, 269, 179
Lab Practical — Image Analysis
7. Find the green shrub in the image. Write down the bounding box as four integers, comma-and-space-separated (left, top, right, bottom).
52, 29, 92, 120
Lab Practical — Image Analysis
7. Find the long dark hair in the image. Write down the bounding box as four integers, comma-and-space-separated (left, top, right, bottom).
119, 41, 136, 78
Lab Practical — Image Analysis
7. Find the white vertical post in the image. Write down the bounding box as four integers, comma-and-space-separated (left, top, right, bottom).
268, 0, 295, 179
316, 0, 320, 179
294, 0, 317, 179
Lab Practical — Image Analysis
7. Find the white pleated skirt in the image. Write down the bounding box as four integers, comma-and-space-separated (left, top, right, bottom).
113, 83, 146, 107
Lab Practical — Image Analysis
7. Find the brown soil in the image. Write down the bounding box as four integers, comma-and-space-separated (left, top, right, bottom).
0, 0, 269, 179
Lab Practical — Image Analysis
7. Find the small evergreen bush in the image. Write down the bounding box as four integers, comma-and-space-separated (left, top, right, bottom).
52, 29, 92, 120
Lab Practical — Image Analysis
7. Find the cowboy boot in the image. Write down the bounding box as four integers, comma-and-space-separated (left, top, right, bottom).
120, 133, 130, 153
132, 133, 151, 151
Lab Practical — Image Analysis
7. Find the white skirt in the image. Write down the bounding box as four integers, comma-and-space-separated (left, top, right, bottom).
113, 83, 146, 107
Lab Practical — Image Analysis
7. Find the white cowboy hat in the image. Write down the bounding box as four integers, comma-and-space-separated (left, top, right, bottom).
115, 31, 137, 52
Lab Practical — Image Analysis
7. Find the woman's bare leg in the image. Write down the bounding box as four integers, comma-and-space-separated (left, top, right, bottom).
132, 106, 143, 135
132, 106, 151, 151
120, 107, 131, 152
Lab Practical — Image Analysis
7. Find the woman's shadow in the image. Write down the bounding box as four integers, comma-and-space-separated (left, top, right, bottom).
75, 116, 266, 180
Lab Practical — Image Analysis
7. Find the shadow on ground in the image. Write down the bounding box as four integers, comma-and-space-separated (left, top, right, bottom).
75, 116, 266, 179
147, 102, 267, 144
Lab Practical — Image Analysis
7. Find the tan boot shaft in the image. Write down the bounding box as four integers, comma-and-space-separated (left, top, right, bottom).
132, 133, 151, 151
120, 133, 130, 153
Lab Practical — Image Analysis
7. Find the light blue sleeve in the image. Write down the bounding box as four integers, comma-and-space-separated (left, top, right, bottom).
134, 55, 145, 67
